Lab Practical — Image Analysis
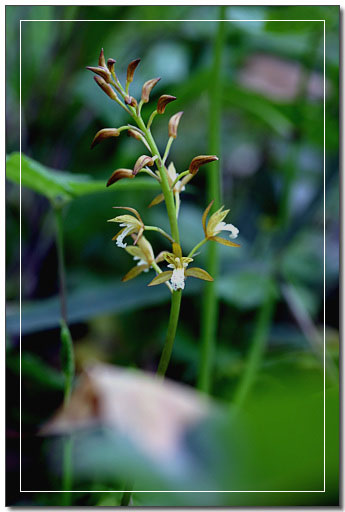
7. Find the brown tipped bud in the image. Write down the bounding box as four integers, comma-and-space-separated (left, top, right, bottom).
127, 129, 142, 142
189, 155, 219, 175
141, 77, 161, 103
107, 58, 116, 74
125, 95, 138, 107
157, 95, 177, 114
91, 128, 121, 149
127, 58, 141, 84
94, 76, 117, 100
98, 48, 106, 67
86, 66, 111, 82
106, 168, 134, 187
133, 155, 155, 175
168, 111, 184, 139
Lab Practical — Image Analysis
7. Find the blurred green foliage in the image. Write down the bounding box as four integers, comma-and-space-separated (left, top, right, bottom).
6, 4, 338, 507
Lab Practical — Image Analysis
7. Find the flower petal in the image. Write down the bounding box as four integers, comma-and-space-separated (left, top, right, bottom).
112, 206, 142, 222
168, 111, 184, 139
185, 267, 214, 281
202, 199, 214, 236
98, 48, 106, 68
111, 227, 127, 241
172, 243, 182, 259
91, 128, 121, 149
127, 58, 141, 84
122, 264, 148, 282
141, 77, 161, 103
189, 155, 218, 175
148, 193, 165, 208
211, 236, 240, 247
155, 251, 169, 263
133, 155, 155, 175
157, 95, 177, 114
148, 271, 173, 287
106, 169, 134, 187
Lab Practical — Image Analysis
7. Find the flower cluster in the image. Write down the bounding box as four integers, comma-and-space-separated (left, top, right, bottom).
87, 49, 240, 292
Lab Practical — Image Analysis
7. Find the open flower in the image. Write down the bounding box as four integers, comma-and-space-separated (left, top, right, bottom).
122, 235, 166, 282
203, 200, 240, 247
108, 207, 144, 248
148, 243, 213, 291
148, 162, 185, 208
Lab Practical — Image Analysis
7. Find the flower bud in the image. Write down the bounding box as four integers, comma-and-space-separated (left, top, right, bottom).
189, 155, 219, 175
125, 95, 138, 107
141, 78, 161, 103
127, 58, 141, 84
157, 95, 177, 114
86, 66, 111, 83
94, 76, 117, 100
127, 129, 142, 141
91, 128, 121, 149
133, 155, 155, 175
98, 48, 106, 68
168, 111, 183, 139
107, 58, 116, 74
106, 168, 134, 187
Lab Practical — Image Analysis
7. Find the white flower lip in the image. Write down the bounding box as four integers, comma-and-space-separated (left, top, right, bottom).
170, 268, 185, 291
215, 221, 239, 239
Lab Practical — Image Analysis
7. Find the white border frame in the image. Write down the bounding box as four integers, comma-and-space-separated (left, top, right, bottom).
19, 17, 326, 495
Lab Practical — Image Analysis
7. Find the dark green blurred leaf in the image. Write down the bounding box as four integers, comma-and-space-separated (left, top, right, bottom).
217, 271, 278, 309
7, 351, 64, 390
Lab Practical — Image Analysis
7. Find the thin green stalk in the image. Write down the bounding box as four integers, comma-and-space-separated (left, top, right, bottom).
188, 238, 208, 258
233, 291, 276, 406
54, 206, 74, 506
198, 6, 226, 393
156, 290, 182, 376
55, 207, 67, 323
133, 113, 180, 244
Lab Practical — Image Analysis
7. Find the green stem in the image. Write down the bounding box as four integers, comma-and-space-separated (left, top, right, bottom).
156, 290, 182, 376
134, 114, 180, 244
188, 238, 208, 258
54, 207, 67, 323
198, 6, 226, 393
233, 291, 276, 406
162, 136, 174, 164
145, 225, 174, 243
54, 206, 74, 506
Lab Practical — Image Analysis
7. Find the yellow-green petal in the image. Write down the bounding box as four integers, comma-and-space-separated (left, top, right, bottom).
185, 267, 214, 281
122, 264, 148, 282
148, 271, 173, 286
211, 236, 240, 247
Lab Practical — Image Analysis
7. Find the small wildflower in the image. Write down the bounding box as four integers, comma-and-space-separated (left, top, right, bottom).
122, 235, 166, 282
157, 95, 177, 114
202, 200, 240, 247
108, 207, 144, 247
133, 155, 156, 175
141, 78, 161, 103
93, 75, 118, 101
91, 128, 121, 149
148, 243, 213, 290
106, 168, 134, 187
168, 111, 184, 139
127, 58, 141, 84
149, 162, 184, 208
189, 155, 219, 175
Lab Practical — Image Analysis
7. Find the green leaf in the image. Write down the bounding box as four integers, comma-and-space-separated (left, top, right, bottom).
217, 271, 278, 309
6, 152, 160, 204
7, 351, 64, 390
60, 320, 75, 401
6, 277, 202, 336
